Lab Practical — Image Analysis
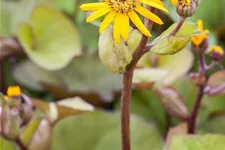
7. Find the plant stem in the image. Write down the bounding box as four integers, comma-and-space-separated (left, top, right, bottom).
188, 85, 204, 134
121, 70, 133, 150
188, 52, 206, 134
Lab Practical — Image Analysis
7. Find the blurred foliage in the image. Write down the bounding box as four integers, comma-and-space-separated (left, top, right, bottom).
0, 0, 225, 150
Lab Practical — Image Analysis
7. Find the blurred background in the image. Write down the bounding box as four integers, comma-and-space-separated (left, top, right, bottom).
0, 0, 225, 150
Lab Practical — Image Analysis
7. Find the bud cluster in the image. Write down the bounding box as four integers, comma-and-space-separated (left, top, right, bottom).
0, 86, 33, 140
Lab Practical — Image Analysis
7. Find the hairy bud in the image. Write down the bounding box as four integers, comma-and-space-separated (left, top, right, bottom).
176, 1, 196, 17
209, 45, 224, 61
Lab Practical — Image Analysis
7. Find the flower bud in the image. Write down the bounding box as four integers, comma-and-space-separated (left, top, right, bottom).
189, 72, 206, 86
99, 26, 132, 74
176, 1, 196, 17
2, 106, 22, 140
20, 104, 33, 124
193, 0, 200, 6
209, 45, 224, 61
192, 38, 208, 53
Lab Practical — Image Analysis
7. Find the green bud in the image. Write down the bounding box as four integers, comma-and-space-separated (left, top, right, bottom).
99, 27, 133, 74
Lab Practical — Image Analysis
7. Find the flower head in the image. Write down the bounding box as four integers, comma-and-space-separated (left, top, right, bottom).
209, 45, 224, 61
191, 20, 209, 47
80, 0, 168, 43
171, 0, 191, 6
7, 86, 21, 97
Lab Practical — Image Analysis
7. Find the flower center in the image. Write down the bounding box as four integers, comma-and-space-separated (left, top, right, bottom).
107, 0, 138, 13
179, 0, 190, 6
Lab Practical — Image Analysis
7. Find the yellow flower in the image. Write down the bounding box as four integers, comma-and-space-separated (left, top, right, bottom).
7, 86, 21, 97
80, 0, 168, 43
191, 20, 209, 46
209, 46, 224, 56
171, 0, 191, 6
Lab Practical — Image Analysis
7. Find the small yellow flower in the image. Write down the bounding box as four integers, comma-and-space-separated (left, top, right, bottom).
191, 20, 209, 46
7, 86, 21, 97
3, 96, 9, 101
209, 46, 224, 56
171, 0, 191, 6
80, 0, 168, 43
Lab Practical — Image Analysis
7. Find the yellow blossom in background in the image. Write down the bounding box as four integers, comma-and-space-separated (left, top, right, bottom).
7, 85, 21, 97
191, 20, 209, 46
209, 45, 224, 56
80, 0, 168, 43
171, 0, 191, 6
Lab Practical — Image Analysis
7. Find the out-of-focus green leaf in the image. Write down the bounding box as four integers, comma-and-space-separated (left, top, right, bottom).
133, 68, 169, 84
13, 60, 60, 91
199, 115, 225, 134
0, 0, 36, 36
170, 134, 225, 150
134, 49, 194, 86
0, 136, 18, 150
17, 7, 82, 70
13, 56, 121, 101
51, 111, 164, 150
150, 22, 197, 55
56, 55, 121, 101
158, 48, 194, 85
56, 0, 76, 15
32, 97, 94, 123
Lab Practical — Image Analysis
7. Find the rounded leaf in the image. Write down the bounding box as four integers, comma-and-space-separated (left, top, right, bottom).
17, 7, 82, 70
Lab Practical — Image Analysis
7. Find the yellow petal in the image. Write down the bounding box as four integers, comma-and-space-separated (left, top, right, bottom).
197, 19, 203, 31
99, 11, 116, 34
120, 14, 130, 41
80, 2, 105, 10
170, 0, 178, 5
146, 0, 164, 6
128, 11, 151, 37
135, 5, 163, 25
187, 0, 191, 5
140, 0, 169, 13
114, 14, 122, 44
86, 7, 111, 23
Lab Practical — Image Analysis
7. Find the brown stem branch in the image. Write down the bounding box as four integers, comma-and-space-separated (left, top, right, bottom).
188, 52, 206, 134
120, 7, 155, 150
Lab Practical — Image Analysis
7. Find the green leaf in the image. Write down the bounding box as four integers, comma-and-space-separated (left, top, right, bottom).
150, 22, 197, 55
56, 55, 121, 100
0, 136, 18, 150
0, 0, 36, 36
170, 134, 225, 150
56, 0, 76, 15
200, 115, 225, 134
134, 48, 194, 85
17, 7, 82, 70
13, 56, 121, 101
13, 60, 60, 91
51, 111, 164, 150
158, 48, 194, 85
